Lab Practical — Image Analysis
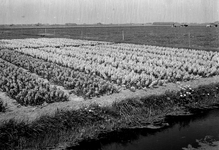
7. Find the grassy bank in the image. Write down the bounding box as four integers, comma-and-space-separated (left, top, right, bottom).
0, 98, 6, 113
1, 82, 219, 150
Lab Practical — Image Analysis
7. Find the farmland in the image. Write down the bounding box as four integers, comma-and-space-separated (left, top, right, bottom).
0, 26, 219, 149
0, 26, 219, 51
1, 38, 219, 106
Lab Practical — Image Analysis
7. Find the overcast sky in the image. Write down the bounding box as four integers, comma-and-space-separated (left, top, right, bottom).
0, 0, 218, 24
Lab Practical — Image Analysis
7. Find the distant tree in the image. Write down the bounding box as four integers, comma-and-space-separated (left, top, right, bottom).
65, 23, 77, 26
36, 23, 42, 26
97, 23, 102, 25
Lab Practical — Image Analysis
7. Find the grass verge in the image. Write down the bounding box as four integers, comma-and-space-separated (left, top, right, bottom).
0, 98, 6, 113
1, 83, 219, 150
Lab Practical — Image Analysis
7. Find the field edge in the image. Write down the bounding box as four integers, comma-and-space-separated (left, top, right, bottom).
1, 76, 219, 149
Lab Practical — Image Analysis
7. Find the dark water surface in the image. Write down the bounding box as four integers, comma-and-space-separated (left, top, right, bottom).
71, 109, 219, 150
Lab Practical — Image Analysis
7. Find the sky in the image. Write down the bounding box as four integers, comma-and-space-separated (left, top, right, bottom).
0, 0, 218, 24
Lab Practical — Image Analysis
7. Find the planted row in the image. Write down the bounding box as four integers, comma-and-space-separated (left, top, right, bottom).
0, 38, 110, 49
15, 46, 211, 90
0, 58, 68, 106
0, 50, 118, 98
3, 38, 219, 91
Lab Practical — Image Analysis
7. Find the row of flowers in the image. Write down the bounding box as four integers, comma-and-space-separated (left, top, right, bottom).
0, 58, 69, 106
0, 49, 118, 99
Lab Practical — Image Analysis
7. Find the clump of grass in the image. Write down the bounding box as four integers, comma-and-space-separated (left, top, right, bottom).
0, 98, 6, 112
0, 104, 120, 150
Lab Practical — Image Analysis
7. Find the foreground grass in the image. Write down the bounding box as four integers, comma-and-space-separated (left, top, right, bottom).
0, 98, 6, 113
1, 83, 219, 150
183, 136, 219, 150
0, 104, 121, 149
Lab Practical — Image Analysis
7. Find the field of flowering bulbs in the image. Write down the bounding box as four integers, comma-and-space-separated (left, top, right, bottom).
0, 38, 219, 106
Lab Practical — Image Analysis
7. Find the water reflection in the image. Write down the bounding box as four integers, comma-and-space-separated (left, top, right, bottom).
69, 109, 219, 150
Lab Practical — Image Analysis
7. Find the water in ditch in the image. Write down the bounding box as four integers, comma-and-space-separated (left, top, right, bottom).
70, 109, 219, 150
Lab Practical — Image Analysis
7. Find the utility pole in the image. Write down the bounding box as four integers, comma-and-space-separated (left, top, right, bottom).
122, 30, 125, 41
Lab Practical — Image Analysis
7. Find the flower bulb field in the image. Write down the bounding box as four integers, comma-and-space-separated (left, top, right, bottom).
1, 35, 219, 149
0, 38, 219, 105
